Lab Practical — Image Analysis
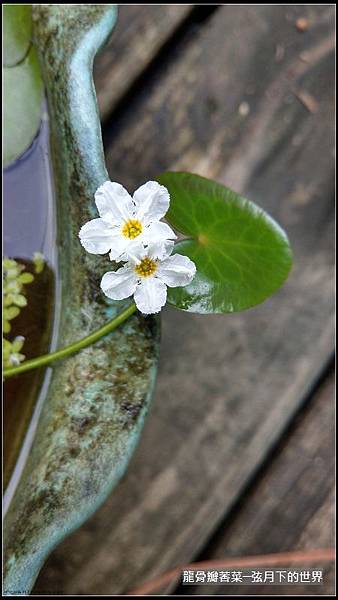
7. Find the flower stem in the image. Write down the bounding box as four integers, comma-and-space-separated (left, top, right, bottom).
3, 303, 137, 379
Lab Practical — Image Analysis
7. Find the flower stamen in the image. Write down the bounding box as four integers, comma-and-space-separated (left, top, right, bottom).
134, 257, 157, 278
121, 219, 143, 239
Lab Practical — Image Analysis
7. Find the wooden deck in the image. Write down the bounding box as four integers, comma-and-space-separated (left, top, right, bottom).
33, 5, 335, 596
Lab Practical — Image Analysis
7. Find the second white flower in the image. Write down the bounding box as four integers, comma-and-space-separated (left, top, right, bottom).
100, 242, 196, 314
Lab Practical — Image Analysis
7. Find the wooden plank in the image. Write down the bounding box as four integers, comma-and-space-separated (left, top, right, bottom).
34, 5, 334, 595
94, 5, 193, 120
178, 375, 335, 595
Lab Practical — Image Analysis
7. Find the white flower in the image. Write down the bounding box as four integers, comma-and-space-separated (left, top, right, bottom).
79, 180, 177, 261
100, 242, 196, 315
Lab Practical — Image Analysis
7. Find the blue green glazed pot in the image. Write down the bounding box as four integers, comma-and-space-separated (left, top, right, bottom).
3, 6, 160, 595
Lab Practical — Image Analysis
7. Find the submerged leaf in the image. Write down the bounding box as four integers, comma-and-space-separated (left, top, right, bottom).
3, 5, 32, 67
3, 45, 43, 166
3, 5, 43, 167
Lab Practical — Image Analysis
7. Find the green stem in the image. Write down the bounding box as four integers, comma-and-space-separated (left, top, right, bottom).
3, 303, 137, 379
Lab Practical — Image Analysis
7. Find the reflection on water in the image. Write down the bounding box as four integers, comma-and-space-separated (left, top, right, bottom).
3, 109, 55, 261
3, 108, 58, 495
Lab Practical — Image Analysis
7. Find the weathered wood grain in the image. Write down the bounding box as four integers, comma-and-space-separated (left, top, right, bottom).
178, 375, 335, 595
34, 5, 334, 595
94, 5, 193, 120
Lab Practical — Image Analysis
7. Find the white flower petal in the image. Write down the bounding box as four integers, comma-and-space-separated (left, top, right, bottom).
147, 240, 175, 261
133, 181, 170, 225
134, 277, 167, 314
156, 254, 196, 287
101, 267, 137, 300
79, 218, 115, 254
95, 181, 134, 225
142, 221, 177, 244
116, 239, 146, 263
108, 235, 132, 261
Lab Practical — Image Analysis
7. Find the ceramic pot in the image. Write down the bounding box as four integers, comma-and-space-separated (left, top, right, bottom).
3, 6, 160, 594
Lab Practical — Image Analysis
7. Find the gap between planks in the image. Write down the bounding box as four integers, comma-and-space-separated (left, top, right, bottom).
173, 370, 335, 595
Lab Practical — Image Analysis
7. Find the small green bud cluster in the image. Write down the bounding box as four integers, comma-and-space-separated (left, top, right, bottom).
3, 255, 44, 368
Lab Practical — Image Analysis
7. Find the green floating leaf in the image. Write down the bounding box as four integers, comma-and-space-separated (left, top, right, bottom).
33, 251, 45, 274
4, 306, 21, 320
3, 321, 11, 334
12, 294, 27, 308
18, 272, 35, 284
157, 172, 292, 314
3, 44, 43, 166
3, 5, 32, 67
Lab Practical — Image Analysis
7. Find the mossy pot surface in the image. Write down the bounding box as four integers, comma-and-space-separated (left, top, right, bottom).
3, 6, 160, 595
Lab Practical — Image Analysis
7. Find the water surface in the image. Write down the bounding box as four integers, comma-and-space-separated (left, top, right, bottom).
3, 108, 58, 495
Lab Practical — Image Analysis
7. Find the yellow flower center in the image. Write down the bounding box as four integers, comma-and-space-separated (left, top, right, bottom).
121, 219, 143, 239
134, 257, 157, 278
